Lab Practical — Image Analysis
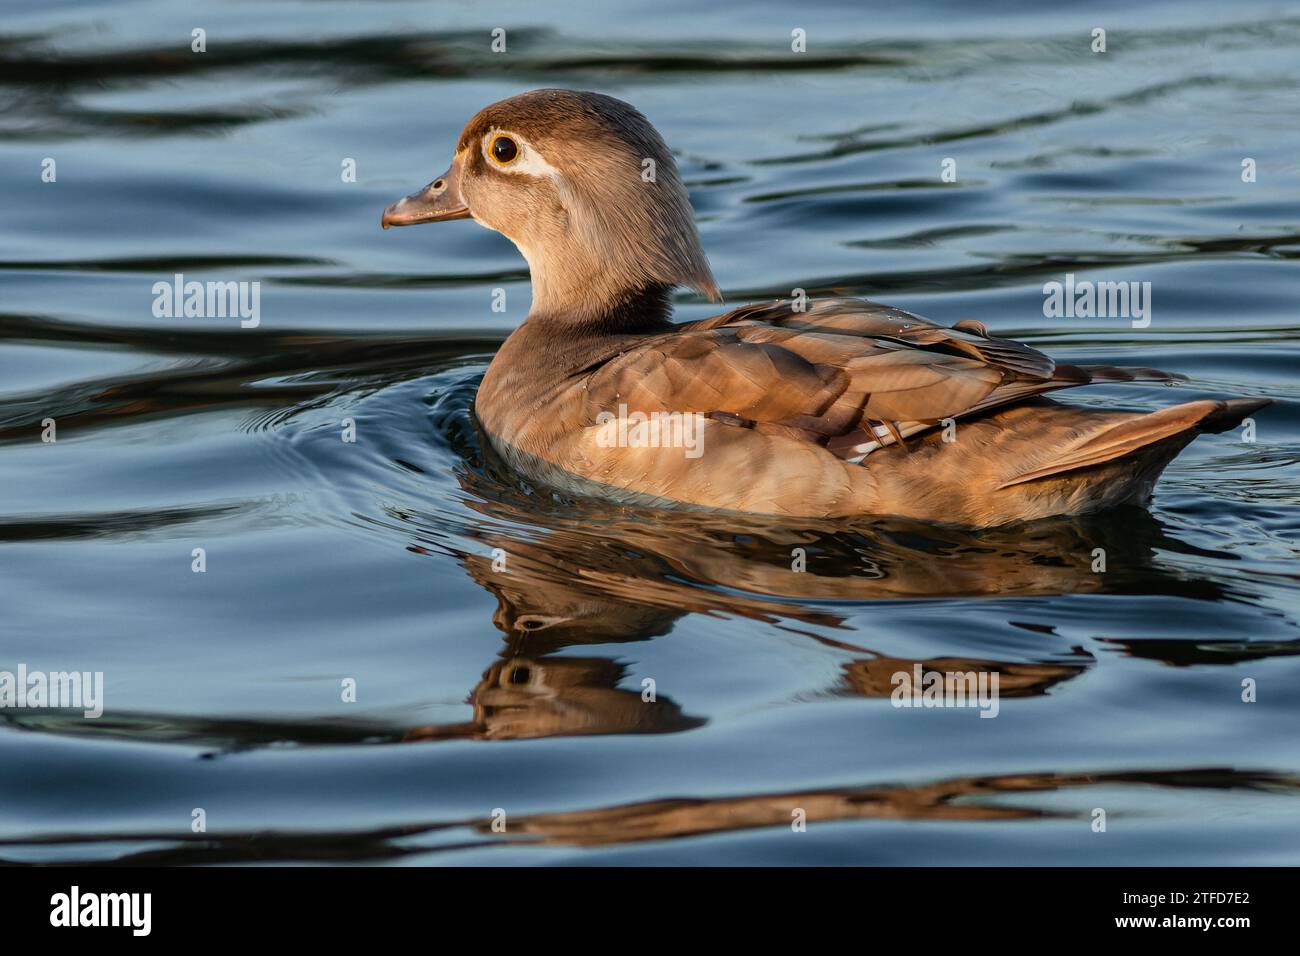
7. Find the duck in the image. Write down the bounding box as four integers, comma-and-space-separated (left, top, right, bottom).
382, 88, 1268, 527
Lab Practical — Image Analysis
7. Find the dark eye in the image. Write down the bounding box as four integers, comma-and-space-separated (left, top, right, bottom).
490, 135, 519, 165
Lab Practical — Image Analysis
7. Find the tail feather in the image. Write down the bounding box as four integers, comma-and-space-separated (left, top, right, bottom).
1197, 397, 1273, 433
997, 398, 1271, 489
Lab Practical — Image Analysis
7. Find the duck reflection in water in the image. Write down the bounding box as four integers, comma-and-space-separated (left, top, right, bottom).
391, 459, 1238, 742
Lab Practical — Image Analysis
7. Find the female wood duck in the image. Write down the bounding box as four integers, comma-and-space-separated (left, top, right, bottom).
382, 88, 1267, 527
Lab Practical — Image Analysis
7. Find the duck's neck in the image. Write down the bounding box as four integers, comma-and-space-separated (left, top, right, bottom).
478, 282, 677, 440
526, 282, 676, 337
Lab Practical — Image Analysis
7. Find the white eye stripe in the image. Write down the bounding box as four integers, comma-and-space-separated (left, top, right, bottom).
482, 129, 562, 180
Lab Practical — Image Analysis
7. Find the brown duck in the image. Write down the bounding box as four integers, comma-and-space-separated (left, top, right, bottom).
382, 89, 1267, 527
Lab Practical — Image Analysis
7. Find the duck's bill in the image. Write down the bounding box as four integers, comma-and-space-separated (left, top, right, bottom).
381, 165, 470, 228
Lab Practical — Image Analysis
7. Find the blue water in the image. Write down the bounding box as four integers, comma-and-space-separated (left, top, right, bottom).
1, 0, 1298, 864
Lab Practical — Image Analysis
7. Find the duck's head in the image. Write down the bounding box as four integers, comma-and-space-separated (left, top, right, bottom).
382, 88, 719, 322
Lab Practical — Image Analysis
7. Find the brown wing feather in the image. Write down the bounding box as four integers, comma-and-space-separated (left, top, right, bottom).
582, 297, 1170, 458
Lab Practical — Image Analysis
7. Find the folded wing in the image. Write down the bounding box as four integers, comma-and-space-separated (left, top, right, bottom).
580, 297, 1118, 460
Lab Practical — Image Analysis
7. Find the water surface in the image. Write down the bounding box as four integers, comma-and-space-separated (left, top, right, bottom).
2, 0, 1299, 864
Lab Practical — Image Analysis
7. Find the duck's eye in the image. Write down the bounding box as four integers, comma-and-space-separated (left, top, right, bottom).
490, 135, 519, 165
